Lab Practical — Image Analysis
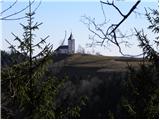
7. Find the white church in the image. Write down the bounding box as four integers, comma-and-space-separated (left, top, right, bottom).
54, 33, 75, 54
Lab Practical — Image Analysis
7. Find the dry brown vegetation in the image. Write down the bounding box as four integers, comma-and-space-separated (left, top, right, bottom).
53, 54, 143, 73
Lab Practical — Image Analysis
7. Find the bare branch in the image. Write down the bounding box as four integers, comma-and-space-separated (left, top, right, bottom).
108, 0, 141, 34
0, 0, 17, 15
100, 2, 107, 25
100, 0, 125, 17
1, 16, 26, 20
33, 0, 42, 13
82, 0, 141, 56
0, 0, 35, 20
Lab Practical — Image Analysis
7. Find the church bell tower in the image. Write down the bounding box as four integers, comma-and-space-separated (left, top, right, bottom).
68, 33, 75, 54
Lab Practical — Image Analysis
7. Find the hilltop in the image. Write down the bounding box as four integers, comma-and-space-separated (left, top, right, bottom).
51, 53, 143, 79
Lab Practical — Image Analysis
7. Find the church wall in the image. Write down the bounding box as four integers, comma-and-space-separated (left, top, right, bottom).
59, 48, 68, 54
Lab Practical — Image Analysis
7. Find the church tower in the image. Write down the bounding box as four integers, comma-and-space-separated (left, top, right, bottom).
68, 33, 75, 54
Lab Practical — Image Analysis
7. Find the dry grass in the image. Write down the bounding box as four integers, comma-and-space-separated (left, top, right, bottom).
63, 54, 142, 69
51, 54, 143, 74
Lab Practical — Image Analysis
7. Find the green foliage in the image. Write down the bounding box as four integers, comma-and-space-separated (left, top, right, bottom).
119, 7, 159, 119
32, 76, 60, 119
120, 62, 159, 118
145, 8, 159, 34
1, 1, 85, 119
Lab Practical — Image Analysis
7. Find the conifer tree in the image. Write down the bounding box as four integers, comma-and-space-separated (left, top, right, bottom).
2, 1, 86, 118
119, 8, 159, 119
2, 0, 54, 118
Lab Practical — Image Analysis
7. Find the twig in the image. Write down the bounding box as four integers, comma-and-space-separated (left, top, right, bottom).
100, 0, 125, 17
82, 0, 141, 56
0, 0, 35, 20
0, 0, 17, 15
108, 0, 141, 34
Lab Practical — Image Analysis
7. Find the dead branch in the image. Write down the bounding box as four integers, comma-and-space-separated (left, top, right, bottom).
82, 0, 141, 56
0, 0, 17, 15
0, 0, 35, 20
101, 0, 125, 17
104, 0, 141, 35
0, 0, 41, 21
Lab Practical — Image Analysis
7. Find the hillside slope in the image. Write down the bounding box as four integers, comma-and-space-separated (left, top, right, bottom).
51, 54, 142, 78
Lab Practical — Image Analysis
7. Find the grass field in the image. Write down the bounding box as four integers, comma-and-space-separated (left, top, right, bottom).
53, 54, 142, 71
51, 54, 143, 79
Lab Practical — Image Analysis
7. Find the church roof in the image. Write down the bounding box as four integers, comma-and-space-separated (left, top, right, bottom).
55, 45, 68, 51
68, 33, 74, 40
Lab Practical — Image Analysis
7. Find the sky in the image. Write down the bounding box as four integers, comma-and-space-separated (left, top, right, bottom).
1, 0, 158, 56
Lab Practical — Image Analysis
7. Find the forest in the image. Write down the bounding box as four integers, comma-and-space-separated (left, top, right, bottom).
1, 0, 159, 119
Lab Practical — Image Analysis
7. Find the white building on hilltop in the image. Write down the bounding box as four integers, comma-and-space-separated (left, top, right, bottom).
55, 33, 75, 54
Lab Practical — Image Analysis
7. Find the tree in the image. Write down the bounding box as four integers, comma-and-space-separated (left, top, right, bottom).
81, 0, 141, 56
1, 1, 86, 118
119, 7, 159, 119
2, 0, 53, 118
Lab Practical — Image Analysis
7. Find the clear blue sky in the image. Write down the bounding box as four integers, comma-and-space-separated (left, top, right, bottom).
1, 0, 158, 56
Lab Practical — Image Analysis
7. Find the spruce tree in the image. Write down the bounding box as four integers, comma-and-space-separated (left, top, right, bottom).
2, 1, 86, 118
119, 8, 159, 119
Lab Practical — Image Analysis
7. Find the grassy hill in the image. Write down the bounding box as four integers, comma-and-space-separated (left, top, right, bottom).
51, 54, 143, 79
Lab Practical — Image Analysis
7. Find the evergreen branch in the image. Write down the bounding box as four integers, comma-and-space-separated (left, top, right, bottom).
32, 22, 43, 30
33, 35, 49, 48
32, 43, 52, 59
11, 32, 22, 42
5, 39, 20, 54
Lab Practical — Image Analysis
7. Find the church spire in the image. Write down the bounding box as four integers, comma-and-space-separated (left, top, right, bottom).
68, 32, 73, 40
